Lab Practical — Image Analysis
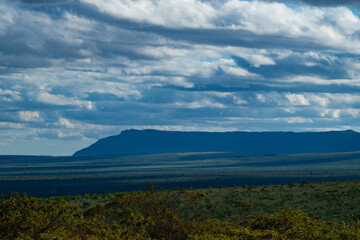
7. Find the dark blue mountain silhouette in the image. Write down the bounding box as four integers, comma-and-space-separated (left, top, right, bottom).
73, 129, 360, 156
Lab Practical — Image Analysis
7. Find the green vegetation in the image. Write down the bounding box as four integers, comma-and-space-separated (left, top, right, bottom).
193, 180, 360, 223
2, 183, 360, 240
2, 153, 360, 238
59, 180, 360, 223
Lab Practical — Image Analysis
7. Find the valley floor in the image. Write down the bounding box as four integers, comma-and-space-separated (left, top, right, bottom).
1, 151, 360, 197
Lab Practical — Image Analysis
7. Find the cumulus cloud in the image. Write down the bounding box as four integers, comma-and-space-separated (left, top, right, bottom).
97, 2, 357, 50
0, 89, 21, 102
56, 118, 75, 129
18, 111, 42, 122
233, 96, 248, 105
286, 93, 310, 106
81, 0, 216, 28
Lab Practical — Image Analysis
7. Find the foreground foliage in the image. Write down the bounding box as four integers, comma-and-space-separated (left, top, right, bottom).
61, 180, 360, 223
1, 186, 360, 240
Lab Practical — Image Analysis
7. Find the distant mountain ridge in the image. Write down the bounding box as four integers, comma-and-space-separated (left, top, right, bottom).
73, 129, 360, 156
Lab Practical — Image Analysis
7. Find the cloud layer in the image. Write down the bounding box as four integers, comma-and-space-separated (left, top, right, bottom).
1, 0, 360, 154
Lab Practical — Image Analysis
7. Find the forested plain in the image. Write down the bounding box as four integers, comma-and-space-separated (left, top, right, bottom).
2, 180, 360, 239
2, 152, 360, 239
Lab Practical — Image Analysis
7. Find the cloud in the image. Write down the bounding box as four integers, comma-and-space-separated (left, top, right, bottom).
286, 93, 310, 106
265, 0, 360, 8
20, 0, 70, 4
18, 111, 42, 122
233, 96, 248, 105
33, 92, 87, 107
56, 118, 75, 129
174, 99, 226, 109
74, 0, 360, 52
281, 117, 314, 124
1, 0, 360, 154
80, 0, 217, 28
0, 89, 22, 102
0, 122, 23, 129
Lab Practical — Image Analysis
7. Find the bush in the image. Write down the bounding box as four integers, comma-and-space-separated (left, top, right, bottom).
1, 190, 360, 239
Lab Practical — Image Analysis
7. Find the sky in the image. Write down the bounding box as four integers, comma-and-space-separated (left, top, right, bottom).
1, 0, 360, 155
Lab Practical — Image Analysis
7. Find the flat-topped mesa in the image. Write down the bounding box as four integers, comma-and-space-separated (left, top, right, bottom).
73, 129, 360, 156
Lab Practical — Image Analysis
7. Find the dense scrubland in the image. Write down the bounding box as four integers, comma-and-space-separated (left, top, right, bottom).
2, 180, 360, 239
2, 152, 360, 238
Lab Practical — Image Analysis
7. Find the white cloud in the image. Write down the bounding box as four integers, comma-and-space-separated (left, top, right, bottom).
256, 94, 266, 103
247, 54, 276, 67
81, 0, 216, 28
0, 3, 14, 36
284, 117, 313, 124
0, 89, 21, 102
326, 7, 360, 35
174, 99, 225, 108
283, 75, 360, 87
332, 109, 341, 118
320, 108, 360, 119
218, 1, 306, 34
303, 51, 337, 63
327, 93, 360, 104
56, 118, 75, 129
19, 111, 42, 122
206, 91, 234, 98
63, 12, 95, 32
345, 109, 360, 118
233, 96, 248, 104
81, 0, 360, 52
0, 122, 23, 129
56, 130, 84, 139
307, 94, 329, 107
33, 92, 86, 107
286, 93, 310, 106
319, 109, 341, 119
203, 57, 257, 77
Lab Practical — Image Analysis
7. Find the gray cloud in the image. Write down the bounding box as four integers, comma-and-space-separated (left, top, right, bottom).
265, 0, 360, 8
20, 0, 71, 4
1, 0, 360, 155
